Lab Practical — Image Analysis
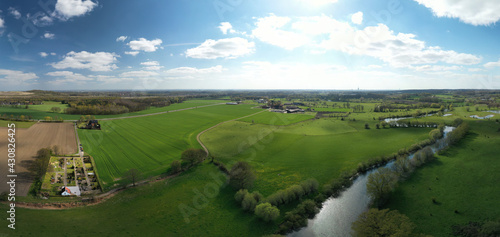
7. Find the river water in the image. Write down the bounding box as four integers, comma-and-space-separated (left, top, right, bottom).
289, 127, 455, 237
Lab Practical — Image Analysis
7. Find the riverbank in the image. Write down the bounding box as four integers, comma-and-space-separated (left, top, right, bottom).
384, 121, 500, 236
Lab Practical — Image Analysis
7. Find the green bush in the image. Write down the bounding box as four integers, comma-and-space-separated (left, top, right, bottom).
254, 203, 280, 222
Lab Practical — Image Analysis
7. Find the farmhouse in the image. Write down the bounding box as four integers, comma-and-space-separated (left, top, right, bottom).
61, 186, 81, 196
84, 120, 101, 129
285, 106, 305, 113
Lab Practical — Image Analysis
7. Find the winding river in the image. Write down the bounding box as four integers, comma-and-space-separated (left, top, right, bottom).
289, 127, 455, 237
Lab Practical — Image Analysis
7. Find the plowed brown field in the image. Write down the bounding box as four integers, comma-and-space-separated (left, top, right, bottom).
0, 122, 77, 196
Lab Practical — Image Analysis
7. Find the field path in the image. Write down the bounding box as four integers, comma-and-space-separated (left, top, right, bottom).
197, 110, 266, 157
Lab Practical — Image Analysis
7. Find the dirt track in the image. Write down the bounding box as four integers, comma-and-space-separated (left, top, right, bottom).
0, 123, 77, 196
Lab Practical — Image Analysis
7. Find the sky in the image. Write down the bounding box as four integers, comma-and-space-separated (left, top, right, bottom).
0, 0, 499, 91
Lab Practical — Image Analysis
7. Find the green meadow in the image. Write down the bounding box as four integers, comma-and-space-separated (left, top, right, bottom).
237, 111, 315, 125
78, 104, 258, 188
202, 117, 433, 195
384, 121, 500, 236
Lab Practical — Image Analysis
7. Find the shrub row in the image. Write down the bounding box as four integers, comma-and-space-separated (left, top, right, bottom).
278, 199, 319, 234
235, 189, 263, 212
266, 179, 319, 206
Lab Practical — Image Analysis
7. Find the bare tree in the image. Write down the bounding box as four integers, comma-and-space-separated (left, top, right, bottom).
124, 168, 142, 187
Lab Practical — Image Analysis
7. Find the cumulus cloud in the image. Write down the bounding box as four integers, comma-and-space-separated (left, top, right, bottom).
219, 22, 235, 34
351, 12, 363, 25
0, 17, 4, 29
186, 37, 255, 59
164, 66, 226, 80
89, 75, 133, 83
165, 65, 225, 74
140, 61, 163, 70
252, 14, 309, 50
0, 69, 38, 83
127, 38, 163, 52
484, 59, 500, 68
414, 0, 500, 26
29, 13, 54, 27
8, 7, 21, 19
251, 15, 481, 68
124, 51, 140, 56
40, 52, 49, 58
51, 51, 119, 72
46, 71, 92, 83
140, 61, 160, 66
116, 36, 128, 42
54, 0, 98, 20
120, 70, 159, 78
43, 32, 55, 39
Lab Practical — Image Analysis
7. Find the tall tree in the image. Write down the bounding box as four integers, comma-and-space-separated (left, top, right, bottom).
229, 161, 256, 190
124, 168, 142, 187
366, 167, 398, 207
181, 148, 206, 167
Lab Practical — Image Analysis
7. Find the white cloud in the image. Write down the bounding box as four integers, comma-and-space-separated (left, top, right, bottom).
0, 17, 4, 28
46, 71, 92, 83
411, 65, 462, 72
120, 70, 159, 78
164, 66, 226, 80
29, 13, 54, 26
116, 36, 128, 42
55, 0, 98, 20
40, 52, 49, 58
127, 38, 163, 52
414, 0, 500, 26
219, 22, 235, 34
140, 61, 163, 70
140, 61, 160, 66
51, 51, 119, 72
468, 68, 484, 72
165, 65, 225, 74
484, 59, 500, 68
252, 14, 309, 50
351, 12, 363, 25
252, 15, 481, 67
51, 52, 56, 56
8, 7, 21, 19
89, 75, 133, 83
125, 51, 140, 56
0, 69, 38, 84
186, 37, 255, 59
43, 32, 55, 39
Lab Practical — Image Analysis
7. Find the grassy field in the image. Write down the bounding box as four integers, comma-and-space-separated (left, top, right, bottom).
30, 101, 69, 112
237, 111, 314, 125
0, 100, 227, 120
202, 117, 433, 196
0, 119, 36, 128
384, 120, 500, 236
0, 164, 277, 237
78, 104, 259, 188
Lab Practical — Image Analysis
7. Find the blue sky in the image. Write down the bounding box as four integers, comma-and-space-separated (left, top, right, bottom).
0, 0, 499, 91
